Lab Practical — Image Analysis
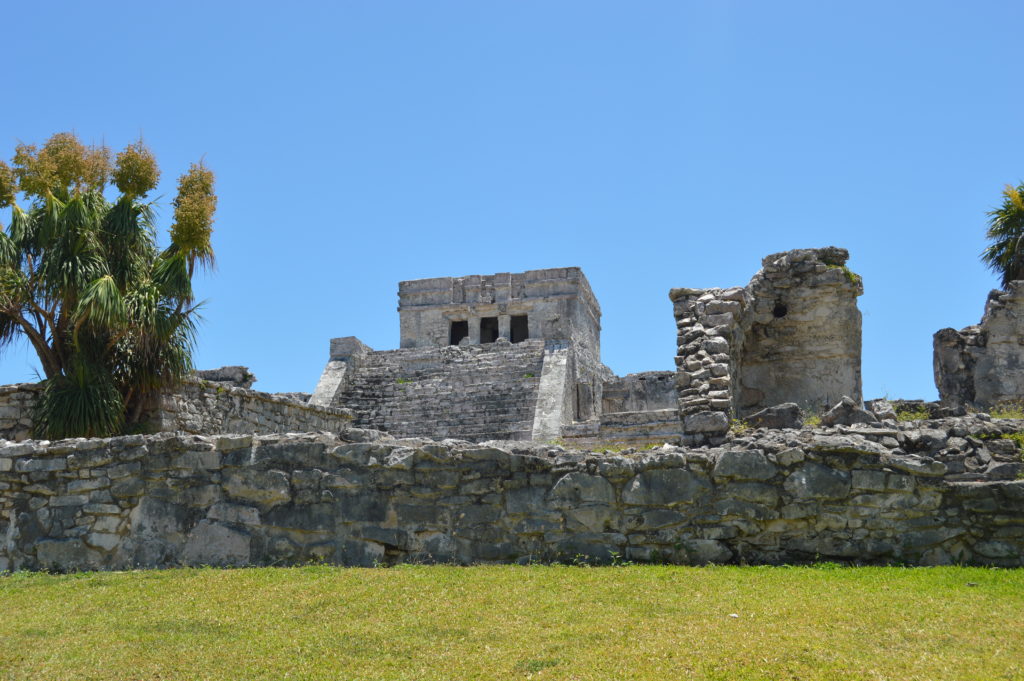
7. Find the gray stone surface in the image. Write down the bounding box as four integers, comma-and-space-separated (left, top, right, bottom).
935, 282, 1024, 409
156, 380, 354, 436
312, 268, 677, 445
672, 247, 863, 445
0, 380, 353, 442
745, 403, 803, 430
0, 383, 39, 441
398, 267, 601, 353
193, 366, 257, 389
2, 413, 1022, 572
820, 396, 879, 427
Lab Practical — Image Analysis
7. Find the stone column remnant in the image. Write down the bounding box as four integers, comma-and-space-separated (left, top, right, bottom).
671, 247, 864, 445
935, 282, 1024, 409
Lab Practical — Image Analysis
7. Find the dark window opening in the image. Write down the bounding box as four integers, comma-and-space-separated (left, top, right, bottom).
449, 320, 469, 345
480, 317, 499, 343
510, 315, 529, 343
773, 302, 788, 318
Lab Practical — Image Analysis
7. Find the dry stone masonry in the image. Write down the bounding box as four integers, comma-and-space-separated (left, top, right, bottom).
671, 248, 863, 445
3, 249, 1024, 571
0, 384, 40, 442
1, 414, 1021, 572
0, 379, 352, 441
155, 380, 354, 436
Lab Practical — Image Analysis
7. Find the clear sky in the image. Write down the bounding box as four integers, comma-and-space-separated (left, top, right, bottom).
2, 1, 1022, 400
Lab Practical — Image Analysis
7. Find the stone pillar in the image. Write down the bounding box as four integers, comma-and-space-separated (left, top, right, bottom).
468, 316, 481, 345
671, 247, 863, 445
498, 315, 511, 341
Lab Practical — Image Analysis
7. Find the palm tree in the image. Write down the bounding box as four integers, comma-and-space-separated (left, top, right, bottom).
981, 183, 1024, 288
0, 133, 216, 438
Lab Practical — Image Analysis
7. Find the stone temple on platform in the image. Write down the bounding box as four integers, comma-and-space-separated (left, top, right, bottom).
309, 267, 678, 445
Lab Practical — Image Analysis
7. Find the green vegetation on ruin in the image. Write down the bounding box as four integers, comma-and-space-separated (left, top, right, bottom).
1, 565, 1022, 680
896, 405, 931, 421
990, 401, 1024, 420
825, 263, 863, 287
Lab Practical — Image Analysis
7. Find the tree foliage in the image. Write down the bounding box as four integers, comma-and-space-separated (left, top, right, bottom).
981, 183, 1024, 288
0, 132, 215, 438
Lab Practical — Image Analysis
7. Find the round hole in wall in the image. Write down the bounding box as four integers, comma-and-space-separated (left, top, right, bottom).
773, 302, 788, 318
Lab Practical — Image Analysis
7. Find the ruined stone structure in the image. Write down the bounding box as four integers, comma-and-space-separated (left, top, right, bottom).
3, 248, 1024, 572
310, 268, 673, 445
934, 282, 1024, 409
671, 248, 864, 445
1, 413, 1022, 572
0, 380, 352, 442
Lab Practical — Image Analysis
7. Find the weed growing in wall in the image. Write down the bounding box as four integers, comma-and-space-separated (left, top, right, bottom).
990, 402, 1024, 419
896, 406, 930, 421
826, 263, 863, 287
729, 419, 751, 435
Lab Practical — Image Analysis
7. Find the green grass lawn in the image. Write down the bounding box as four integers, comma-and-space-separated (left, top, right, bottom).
2, 565, 1022, 680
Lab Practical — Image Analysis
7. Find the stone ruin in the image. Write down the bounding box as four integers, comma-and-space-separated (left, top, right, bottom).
5, 248, 1023, 447
309, 268, 678, 446
935, 282, 1024, 410
671, 247, 863, 444
2, 247, 1024, 571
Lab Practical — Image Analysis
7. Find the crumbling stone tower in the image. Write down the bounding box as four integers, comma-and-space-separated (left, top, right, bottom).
671, 247, 864, 445
935, 282, 1024, 409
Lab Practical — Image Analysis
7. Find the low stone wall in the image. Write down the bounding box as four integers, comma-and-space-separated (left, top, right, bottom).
0, 384, 40, 441
155, 380, 353, 435
0, 381, 352, 442
2, 415, 1022, 572
561, 409, 681, 449
601, 372, 677, 414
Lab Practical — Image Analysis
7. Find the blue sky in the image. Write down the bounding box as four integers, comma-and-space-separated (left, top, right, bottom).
1, 1, 1022, 400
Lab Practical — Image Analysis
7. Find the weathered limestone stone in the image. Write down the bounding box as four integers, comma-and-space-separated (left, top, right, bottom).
712, 450, 777, 481
865, 398, 898, 421
3, 412, 1024, 571
35, 539, 90, 571
622, 469, 710, 506
683, 411, 729, 434
310, 268, 679, 446
224, 469, 291, 507
744, 403, 803, 430
673, 247, 863, 444
935, 282, 1024, 409
193, 366, 256, 389
820, 396, 878, 426
784, 463, 851, 500
182, 520, 251, 566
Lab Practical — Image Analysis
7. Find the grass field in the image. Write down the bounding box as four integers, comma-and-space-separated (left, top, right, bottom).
1, 565, 1023, 680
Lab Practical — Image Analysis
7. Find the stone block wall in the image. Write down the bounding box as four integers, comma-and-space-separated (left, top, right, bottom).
155, 380, 354, 436
0, 381, 353, 442
398, 267, 602, 355
601, 372, 677, 414
2, 415, 1022, 572
560, 409, 681, 449
935, 283, 1024, 409
0, 384, 40, 441
331, 340, 548, 441
672, 247, 863, 445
